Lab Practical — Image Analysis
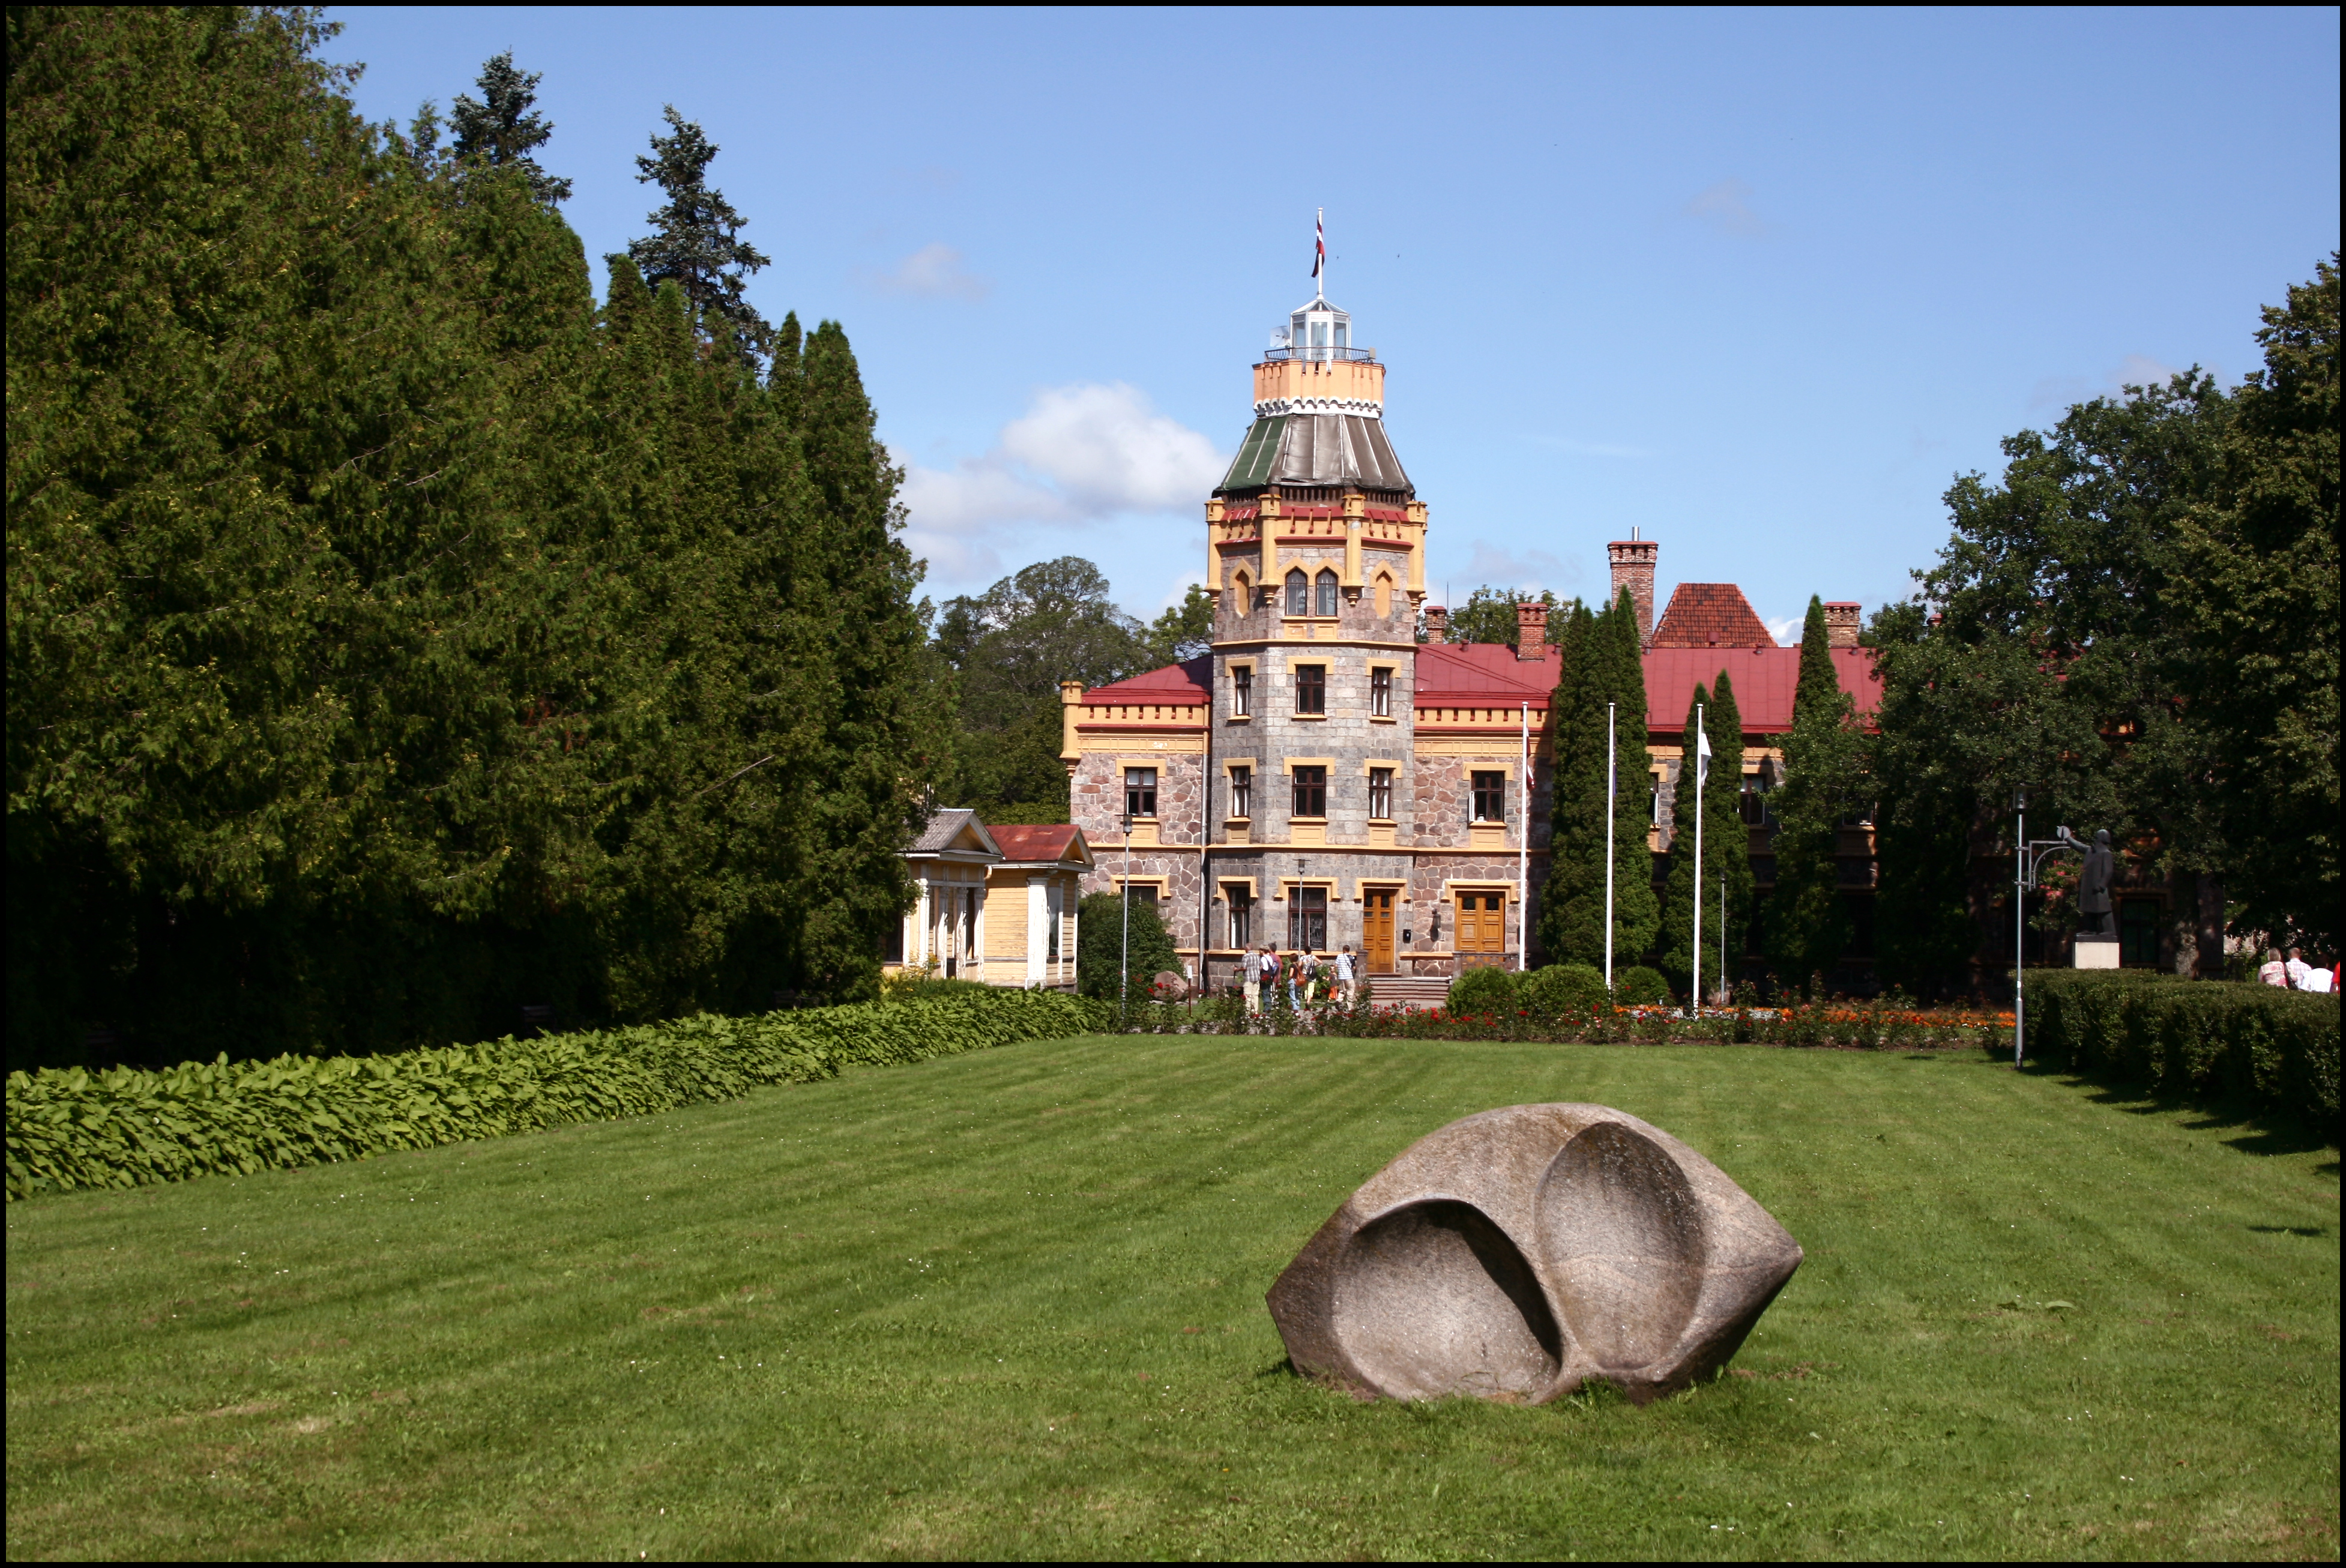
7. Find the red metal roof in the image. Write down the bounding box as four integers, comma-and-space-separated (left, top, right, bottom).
1641, 645, 1880, 735
990, 824, 1087, 863
1080, 654, 1210, 705
1414, 641, 1559, 704
1650, 583, 1775, 649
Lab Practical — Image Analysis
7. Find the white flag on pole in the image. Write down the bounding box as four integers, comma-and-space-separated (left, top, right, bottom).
1696, 723, 1712, 788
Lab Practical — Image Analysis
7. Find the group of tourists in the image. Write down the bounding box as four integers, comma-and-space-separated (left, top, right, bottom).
2256, 946, 2338, 993
1239, 944, 1357, 1014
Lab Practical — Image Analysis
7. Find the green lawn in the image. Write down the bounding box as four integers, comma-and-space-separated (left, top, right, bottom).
5, 1037, 2336, 1560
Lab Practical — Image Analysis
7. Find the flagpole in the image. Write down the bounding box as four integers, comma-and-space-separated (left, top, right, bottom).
1692, 704, 1704, 1015
1605, 702, 1617, 991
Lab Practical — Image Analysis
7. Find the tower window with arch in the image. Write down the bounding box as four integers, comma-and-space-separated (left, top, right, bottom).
1374, 571, 1393, 618
1315, 569, 1339, 617
1285, 568, 1309, 616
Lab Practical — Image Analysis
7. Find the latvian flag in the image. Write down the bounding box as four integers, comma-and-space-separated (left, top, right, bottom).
1312, 209, 1324, 282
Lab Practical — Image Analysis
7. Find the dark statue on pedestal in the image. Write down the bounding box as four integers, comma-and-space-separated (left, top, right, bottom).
2078, 828, 2115, 937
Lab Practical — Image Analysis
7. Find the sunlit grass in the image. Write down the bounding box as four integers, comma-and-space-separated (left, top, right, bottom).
5, 1037, 2336, 1560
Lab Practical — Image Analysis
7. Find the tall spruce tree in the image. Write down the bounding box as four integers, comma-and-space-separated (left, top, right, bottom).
1535, 593, 1656, 972
1701, 668, 1755, 993
1764, 598, 1859, 994
449, 50, 571, 206
1537, 602, 1605, 965
629, 106, 771, 362
1601, 589, 1661, 965
1656, 683, 1710, 994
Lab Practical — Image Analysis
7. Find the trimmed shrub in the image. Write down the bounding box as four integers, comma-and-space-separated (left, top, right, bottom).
1614, 966, 1673, 1006
2022, 971, 2338, 1124
1448, 965, 1521, 1017
5, 989, 1108, 1200
1521, 964, 1608, 1020
1076, 892, 1180, 1004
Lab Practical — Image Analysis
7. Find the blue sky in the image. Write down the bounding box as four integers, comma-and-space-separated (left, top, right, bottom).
329, 7, 2338, 636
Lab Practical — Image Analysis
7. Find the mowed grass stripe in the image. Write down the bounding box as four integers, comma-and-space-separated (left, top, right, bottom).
6, 1037, 2335, 1560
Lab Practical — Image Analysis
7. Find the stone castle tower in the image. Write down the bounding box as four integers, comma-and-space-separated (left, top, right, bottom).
1061, 291, 1555, 989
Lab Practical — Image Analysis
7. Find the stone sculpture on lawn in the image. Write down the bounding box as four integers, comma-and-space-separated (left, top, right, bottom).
1267, 1104, 1801, 1404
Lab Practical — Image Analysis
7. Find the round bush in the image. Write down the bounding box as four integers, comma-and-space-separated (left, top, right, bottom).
1447, 965, 1520, 1016
1613, 965, 1673, 1006
1519, 963, 1608, 1019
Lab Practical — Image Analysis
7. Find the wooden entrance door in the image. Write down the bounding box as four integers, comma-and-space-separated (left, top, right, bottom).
1455, 891, 1507, 969
1363, 889, 1396, 974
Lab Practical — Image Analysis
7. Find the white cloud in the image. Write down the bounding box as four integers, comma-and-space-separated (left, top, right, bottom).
1156, 568, 1207, 614
896, 382, 1226, 582
1684, 178, 1766, 239
867, 242, 990, 300
1462, 540, 1578, 594
1764, 615, 1802, 644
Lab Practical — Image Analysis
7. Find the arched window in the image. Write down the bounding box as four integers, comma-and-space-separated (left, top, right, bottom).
1232, 568, 1251, 607
1285, 568, 1309, 616
1315, 569, 1339, 617
1374, 571, 1393, 618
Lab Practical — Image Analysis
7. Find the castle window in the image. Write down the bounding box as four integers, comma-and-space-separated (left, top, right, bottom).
1285, 568, 1309, 615
1369, 767, 1394, 820
1292, 765, 1327, 819
1229, 765, 1252, 819
1294, 663, 1325, 714
1124, 767, 1157, 820
1370, 666, 1392, 717
1226, 886, 1254, 948
1231, 665, 1251, 716
1374, 573, 1393, 618
1472, 770, 1506, 823
1288, 886, 1327, 951
1315, 569, 1339, 617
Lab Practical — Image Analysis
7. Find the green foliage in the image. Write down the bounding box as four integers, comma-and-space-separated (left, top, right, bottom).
1656, 683, 1708, 992
1447, 586, 1563, 650
2171, 258, 2339, 948
1446, 964, 1519, 1016
2021, 970, 2337, 1124
1075, 891, 1178, 1006
1538, 591, 1656, 966
1765, 599, 1859, 994
627, 106, 770, 361
4, 10, 934, 1068
1518, 963, 1607, 1019
448, 50, 571, 205
1702, 669, 1755, 988
932, 558, 1159, 821
1612, 965, 1672, 1007
1141, 582, 1216, 668
4, 988, 1106, 1200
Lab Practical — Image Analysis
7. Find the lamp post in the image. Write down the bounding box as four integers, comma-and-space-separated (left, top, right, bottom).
1121, 804, 1133, 1021
2011, 785, 2082, 1067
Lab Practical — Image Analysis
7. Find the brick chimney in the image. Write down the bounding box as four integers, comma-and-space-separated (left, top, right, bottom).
1824, 602, 1860, 648
1422, 603, 1450, 644
1608, 532, 1657, 644
1515, 600, 1549, 659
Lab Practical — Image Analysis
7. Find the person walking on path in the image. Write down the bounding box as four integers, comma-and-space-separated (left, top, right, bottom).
1242, 945, 1263, 1017
2284, 947, 2315, 990
1336, 944, 1358, 1009
2258, 948, 2288, 987
1286, 950, 1306, 1012
1262, 946, 1283, 1013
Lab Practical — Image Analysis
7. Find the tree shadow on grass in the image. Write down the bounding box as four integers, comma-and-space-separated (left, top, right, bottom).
2029, 1067, 2337, 1160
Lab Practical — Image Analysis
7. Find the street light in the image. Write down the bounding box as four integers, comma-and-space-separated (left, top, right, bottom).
1120, 803, 1132, 1022
2011, 786, 2082, 1067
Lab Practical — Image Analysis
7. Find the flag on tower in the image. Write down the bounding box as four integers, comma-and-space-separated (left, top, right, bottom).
1312, 208, 1324, 282
1696, 722, 1712, 786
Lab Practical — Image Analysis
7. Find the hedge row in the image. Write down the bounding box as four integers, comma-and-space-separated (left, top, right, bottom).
4, 988, 1108, 1201
2022, 971, 2338, 1124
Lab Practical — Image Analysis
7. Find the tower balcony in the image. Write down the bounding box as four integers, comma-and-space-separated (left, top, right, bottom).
1261, 344, 1378, 364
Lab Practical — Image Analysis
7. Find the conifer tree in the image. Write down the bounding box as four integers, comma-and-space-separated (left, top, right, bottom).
1600, 590, 1661, 964
1656, 683, 1709, 992
629, 107, 771, 362
1702, 668, 1755, 992
1764, 597, 1859, 994
450, 51, 571, 206
1537, 603, 1606, 965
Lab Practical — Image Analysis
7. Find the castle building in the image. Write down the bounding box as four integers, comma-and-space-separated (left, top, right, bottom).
1058, 291, 1885, 992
